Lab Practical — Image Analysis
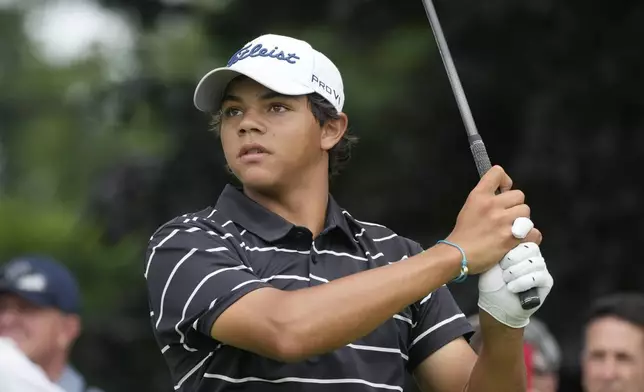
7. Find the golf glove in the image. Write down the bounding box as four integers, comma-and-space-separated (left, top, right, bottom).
478, 242, 554, 328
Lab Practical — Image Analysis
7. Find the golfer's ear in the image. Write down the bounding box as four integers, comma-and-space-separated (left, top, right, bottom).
320, 113, 348, 152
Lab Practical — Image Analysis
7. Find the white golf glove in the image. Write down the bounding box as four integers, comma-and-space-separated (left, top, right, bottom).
478, 242, 554, 328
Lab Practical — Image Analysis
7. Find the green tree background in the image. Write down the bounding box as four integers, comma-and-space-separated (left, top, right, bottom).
1, 0, 643, 391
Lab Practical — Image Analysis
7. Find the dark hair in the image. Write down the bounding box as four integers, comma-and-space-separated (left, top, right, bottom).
585, 292, 644, 329
209, 92, 358, 178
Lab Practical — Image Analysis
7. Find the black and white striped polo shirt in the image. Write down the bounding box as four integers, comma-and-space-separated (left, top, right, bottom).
145, 184, 473, 392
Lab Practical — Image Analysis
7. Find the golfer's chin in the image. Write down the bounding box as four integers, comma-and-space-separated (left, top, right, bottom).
234, 166, 282, 193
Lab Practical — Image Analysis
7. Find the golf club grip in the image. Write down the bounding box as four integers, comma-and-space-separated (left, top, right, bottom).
468, 135, 493, 178
468, 135, 541, 310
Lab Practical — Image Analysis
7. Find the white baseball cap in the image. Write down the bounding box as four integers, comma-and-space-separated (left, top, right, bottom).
193, 34, 345, 114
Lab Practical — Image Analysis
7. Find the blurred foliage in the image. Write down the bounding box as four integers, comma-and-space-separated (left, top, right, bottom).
1, 0, 643, 391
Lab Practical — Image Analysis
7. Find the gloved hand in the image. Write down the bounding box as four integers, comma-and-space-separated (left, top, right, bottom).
478, 241, 554, 328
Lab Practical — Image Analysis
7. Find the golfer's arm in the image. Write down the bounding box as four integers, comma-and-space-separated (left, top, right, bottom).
464, 311, 526, 392
413, 311, 525, 392
211, 244, 461, 362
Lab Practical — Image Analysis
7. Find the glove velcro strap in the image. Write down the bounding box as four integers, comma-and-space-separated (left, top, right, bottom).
437, 240, 469, 283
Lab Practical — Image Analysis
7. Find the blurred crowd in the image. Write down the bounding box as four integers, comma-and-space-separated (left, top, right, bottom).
457, 293, 644, 392
466, 292, 644, 392
1, 255, 643, 392
0, 256, 102, 392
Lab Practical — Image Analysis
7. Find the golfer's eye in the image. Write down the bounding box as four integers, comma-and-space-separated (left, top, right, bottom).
269, 103, 288, 113
223, 107, 242, 117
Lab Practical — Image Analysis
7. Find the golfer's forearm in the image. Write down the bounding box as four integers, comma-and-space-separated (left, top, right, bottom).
274, 244, 461, 361
466, 311, 526, 392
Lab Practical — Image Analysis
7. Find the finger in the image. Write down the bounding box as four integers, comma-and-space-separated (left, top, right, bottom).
494, 190, 526, 209
522, 228, 543, 246
502, 256, 546, 283
476, 166, 513, 194
507, 271, 550, 293
500, 242, 541, 269
536, 269, 554, 302
540, 270, 554, 291
512, 217, 534, 239
505, 204, 531, 223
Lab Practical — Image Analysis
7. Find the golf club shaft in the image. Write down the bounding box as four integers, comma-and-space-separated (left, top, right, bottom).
421, 0, 540, 310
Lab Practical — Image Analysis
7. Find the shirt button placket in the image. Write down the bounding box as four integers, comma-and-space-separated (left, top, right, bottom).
310, 239, 317, 264
309, 237, 328, 287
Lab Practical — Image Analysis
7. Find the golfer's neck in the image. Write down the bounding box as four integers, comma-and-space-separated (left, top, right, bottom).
243, 165, 329, 237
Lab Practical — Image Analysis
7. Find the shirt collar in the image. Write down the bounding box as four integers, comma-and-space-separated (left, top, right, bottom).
215, 184, 357, 243
57, 365, 86, 392
325, 193, 358, 241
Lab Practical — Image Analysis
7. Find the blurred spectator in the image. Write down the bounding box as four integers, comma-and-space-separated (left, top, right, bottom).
0, 256, 103, 392
581, 293, 644, 392
0, 335, 65, 392
468, 313, 561, 392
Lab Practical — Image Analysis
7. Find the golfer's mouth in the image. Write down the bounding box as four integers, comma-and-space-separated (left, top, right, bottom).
238, 143, 270, 159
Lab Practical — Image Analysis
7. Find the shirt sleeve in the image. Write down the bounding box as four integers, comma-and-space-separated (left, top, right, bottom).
144, 218, 271, 350
404, 240, 474, 371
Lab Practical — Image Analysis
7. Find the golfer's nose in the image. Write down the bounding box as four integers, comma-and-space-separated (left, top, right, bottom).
238, 108, 266, 136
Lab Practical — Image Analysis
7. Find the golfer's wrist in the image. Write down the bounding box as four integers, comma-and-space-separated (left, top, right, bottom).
478, 310, 525, 351
423, 242, 465, 284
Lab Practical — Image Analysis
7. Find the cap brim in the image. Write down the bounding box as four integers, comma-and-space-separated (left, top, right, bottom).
193, 66, 315, 113
0, 284, 56, 310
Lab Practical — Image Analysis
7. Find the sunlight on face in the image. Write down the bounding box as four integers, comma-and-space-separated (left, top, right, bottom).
582, 317, 644, 392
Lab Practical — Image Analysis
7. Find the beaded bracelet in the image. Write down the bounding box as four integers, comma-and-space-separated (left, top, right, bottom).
436, 240, 469, 283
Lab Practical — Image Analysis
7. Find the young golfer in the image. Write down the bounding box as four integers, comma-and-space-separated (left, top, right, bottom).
145, 33, 554, 392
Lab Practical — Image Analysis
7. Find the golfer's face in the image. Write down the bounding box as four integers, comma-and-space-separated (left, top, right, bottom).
218, 77, 324, 190
582, 316, 644, 392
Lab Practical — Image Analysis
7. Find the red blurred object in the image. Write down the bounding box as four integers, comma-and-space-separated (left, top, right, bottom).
524, 342, 534, 390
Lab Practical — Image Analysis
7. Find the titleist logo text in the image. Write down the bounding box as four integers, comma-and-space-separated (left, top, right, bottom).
227, 43, 301, 67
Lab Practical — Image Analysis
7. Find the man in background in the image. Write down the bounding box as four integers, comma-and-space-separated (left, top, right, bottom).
467, 314, 561, 392
0, 255, 103, 392
581, 292, 644, 392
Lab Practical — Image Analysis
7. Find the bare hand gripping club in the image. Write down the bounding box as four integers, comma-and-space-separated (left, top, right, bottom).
421, 0, 540, 310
